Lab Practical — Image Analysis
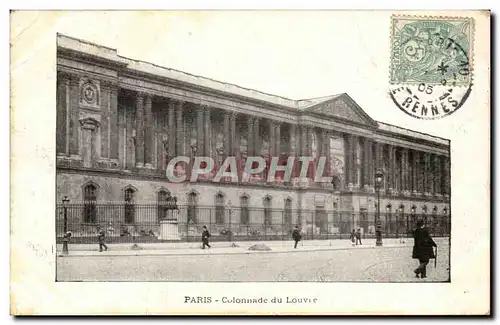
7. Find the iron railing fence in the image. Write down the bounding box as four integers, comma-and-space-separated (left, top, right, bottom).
56, 203, 451, 244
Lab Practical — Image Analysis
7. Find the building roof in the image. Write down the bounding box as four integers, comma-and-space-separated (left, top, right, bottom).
57, 34, 449, 146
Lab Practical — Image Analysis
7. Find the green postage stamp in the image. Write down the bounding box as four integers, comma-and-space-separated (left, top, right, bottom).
389, 15, 474, 120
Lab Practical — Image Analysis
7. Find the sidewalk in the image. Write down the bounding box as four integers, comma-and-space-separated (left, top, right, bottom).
57, 237, 451, 257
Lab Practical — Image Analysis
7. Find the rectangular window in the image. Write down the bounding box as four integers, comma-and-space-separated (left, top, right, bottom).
264, 208, 272, 225
215, 206, 225, 225
241, 207, 249, 225
315, 206, 326, 234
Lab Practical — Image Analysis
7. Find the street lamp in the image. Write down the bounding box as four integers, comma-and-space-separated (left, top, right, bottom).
331, 178, 337, 238
443, 206, 449, 236
62, 196, 70, 233
226, 200, 234, 243
398, 206, 405, 243
374, 169, 384, 246
62, 196, 70, 255
386, 204, 391, 236
411, 205, 417, 229
410, 205, 416, 234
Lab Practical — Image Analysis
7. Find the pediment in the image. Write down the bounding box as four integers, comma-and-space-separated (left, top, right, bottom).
305, 94, 378, 127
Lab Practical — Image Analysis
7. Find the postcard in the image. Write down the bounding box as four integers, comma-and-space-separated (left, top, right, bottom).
10, 10, 490, 315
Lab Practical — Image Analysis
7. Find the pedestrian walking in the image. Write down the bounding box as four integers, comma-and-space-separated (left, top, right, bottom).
292, 225, 302, 249
202, 226, 211, 249
355, 228, 363, 245
98, 229, 108, 252
412, 220, 437, 279
350, 229, 356, 247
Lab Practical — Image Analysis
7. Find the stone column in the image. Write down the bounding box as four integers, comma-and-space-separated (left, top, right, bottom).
269, 120, 276, 158
429, 154, 437, 195
374, 142, 383, 173
99, 82, 110, 159
109, 84, 119, 161
350, 135, 358, 189
300, 125, 308, 157
68, 74, 80, 156
175, 100, 184, 156
135, 93, 145, 167
203, 106, 211, 156
320, 129, 328, 177
275, 122, 281, 157
345, 135, 353, 189
56, 73, 69, 155
388, 145, 396, 193
117, 98, 125, 168
290, 124, 298, 179
254, 118, 260, 156
417, 151, 425, 194
196, 106, 204, 155
157, 107, 167, 170
423, 152, 431, 195
443, 156, 451, 196
247, 117, 254, 156
402, 147, 410, 195
289, 124, 297, 154
144, 94, 153, 168
344, 135, 351, 187
125, 107, 134, 169
223, 111, 230, 158
363, 138, 372, 190
230, 112, 237, 157
433, 154, 442, 196
308, 128, 314, 156
168, 100, 176, 158
412, 150, 420, 194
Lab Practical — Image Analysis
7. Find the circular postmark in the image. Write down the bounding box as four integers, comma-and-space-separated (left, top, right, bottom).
389, 17, 474, 120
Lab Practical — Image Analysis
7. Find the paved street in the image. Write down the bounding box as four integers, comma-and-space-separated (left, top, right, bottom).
57, 243, 449, 282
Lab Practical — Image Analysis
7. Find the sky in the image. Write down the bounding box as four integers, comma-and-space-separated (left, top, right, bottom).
10, 10, 488, 138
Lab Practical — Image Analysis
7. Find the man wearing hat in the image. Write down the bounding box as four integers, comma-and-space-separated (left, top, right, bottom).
412, 219, 437, 279
98, 229, 108, 252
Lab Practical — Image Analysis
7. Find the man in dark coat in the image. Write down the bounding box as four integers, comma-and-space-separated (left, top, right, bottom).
412, 220, 437, 278
202, 226, 211, 249
292, 226, 302, 249
355, 228, 363, 245
98, 229, 108, 252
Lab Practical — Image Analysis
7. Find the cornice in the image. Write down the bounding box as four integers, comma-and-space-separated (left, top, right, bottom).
57, 47, 128, 70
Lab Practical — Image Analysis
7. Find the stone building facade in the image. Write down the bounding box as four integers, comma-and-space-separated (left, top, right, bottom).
56, 35, 450, 233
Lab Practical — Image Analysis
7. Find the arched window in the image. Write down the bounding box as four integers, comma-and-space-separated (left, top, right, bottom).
263, 196, 272, 225
124, 187, 136, 224
83, 183, 97, 223
284, 198, 292, 229
187, 192, 198, 224
240, 195, 250, 225
215, 193, 225, 225
157, 190, 169, 221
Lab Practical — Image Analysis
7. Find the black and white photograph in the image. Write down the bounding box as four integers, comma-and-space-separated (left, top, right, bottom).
55, 32, 452, 283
